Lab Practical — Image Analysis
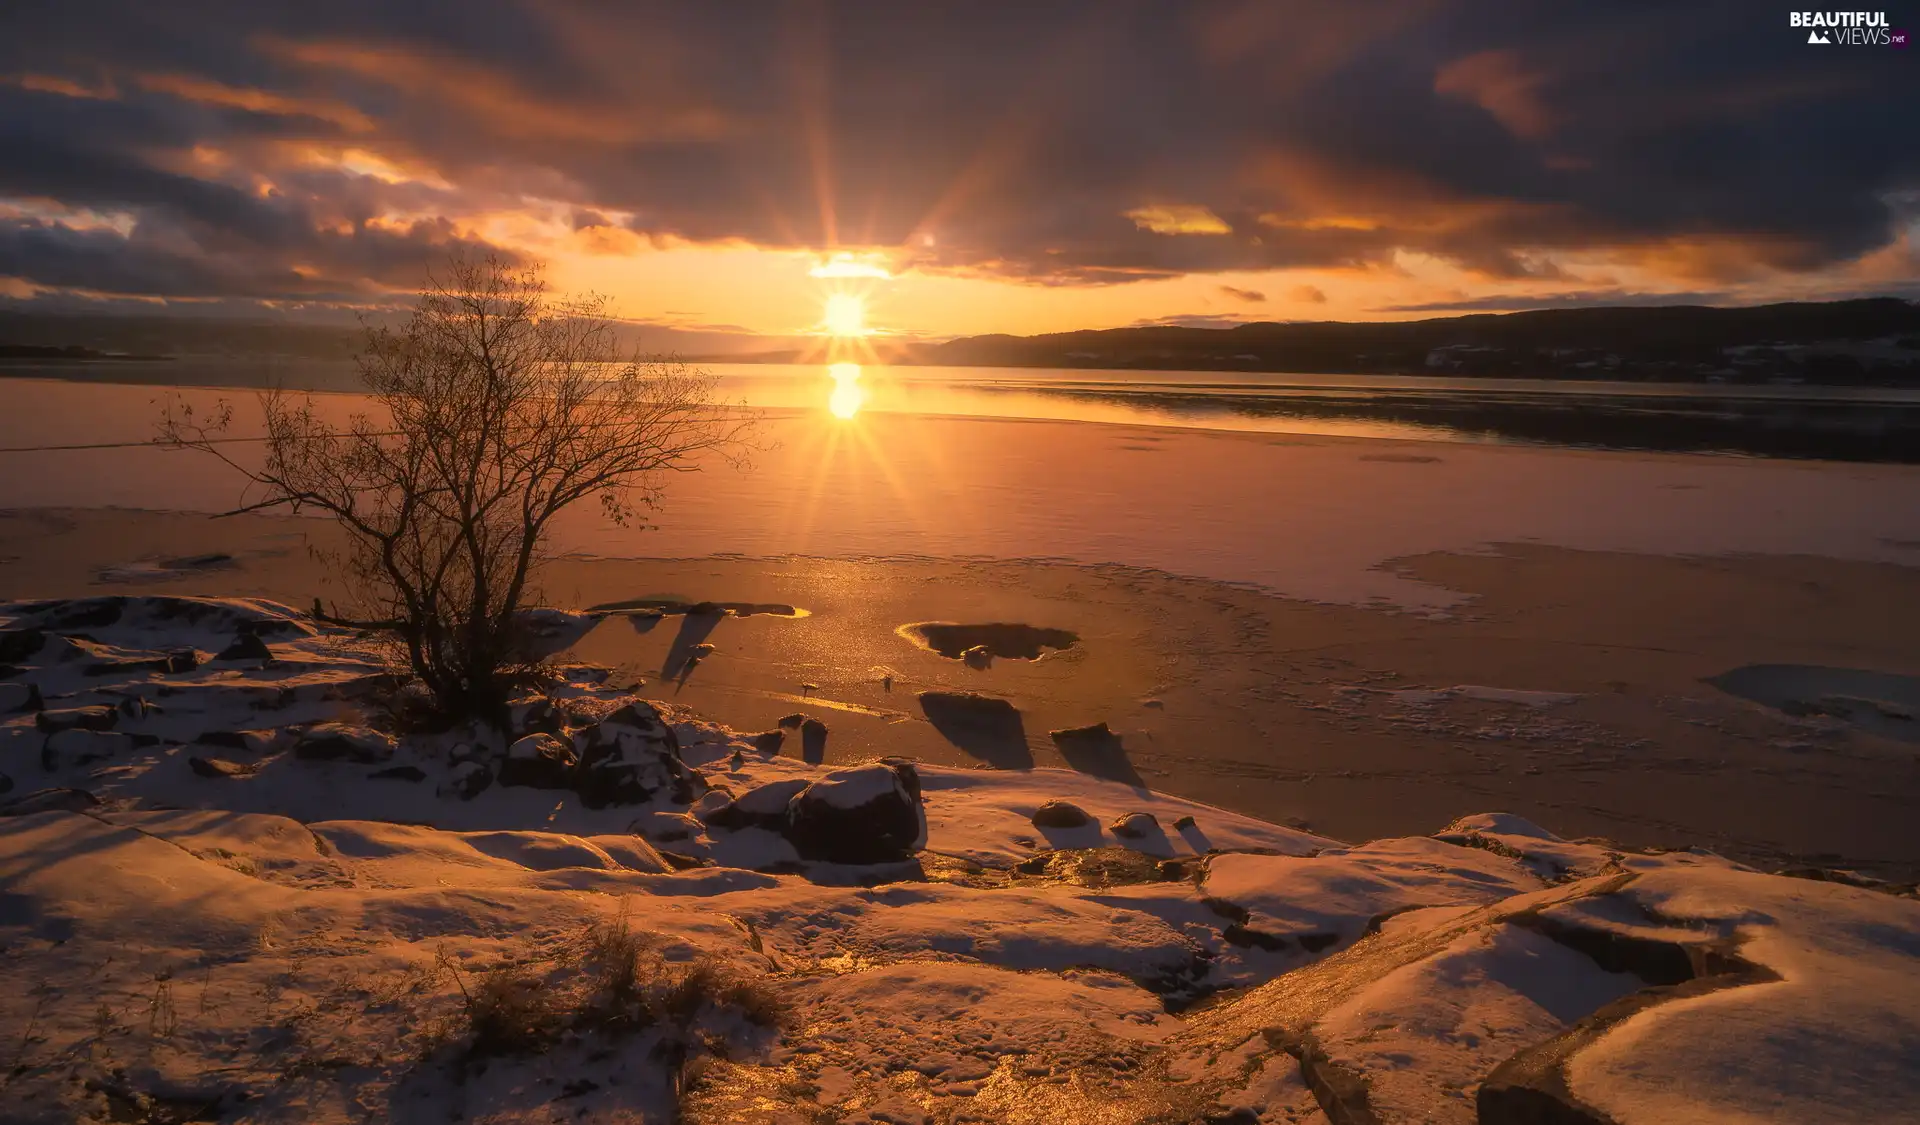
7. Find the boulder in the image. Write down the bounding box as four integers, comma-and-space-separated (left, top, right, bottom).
42, 730, 138, 770
574, 701, 693, 808
776, 713, 808, 729
0, 787, 98, 816
0, 682, 41, 713
1110, 811, 1160, 839
800, 717, 830, 760
782, 761, 927, 864
35, 705, 118, 734
1172, 814, 1197, 831
213, 633, 273, 664
498, 733, 578, 789
961, 644, 994, 670
439, 761, 494, 801
195, 729, 276, 755
1032, 799, 1092, 829
292, 723, 396, 764
704, 778, 809, 831
750, 729, 784, 754
1050, 721, 1116, 745
189, 756, 256, 780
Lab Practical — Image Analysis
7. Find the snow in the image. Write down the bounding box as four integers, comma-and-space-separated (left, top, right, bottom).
803, 763, 902, 810
1, 594, 1915, 1123
1203, 837, 1545, 951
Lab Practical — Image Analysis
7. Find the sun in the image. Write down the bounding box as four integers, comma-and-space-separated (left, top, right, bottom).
823, 293, 867, 337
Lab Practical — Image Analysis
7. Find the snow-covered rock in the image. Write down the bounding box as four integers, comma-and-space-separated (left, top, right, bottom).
498, 732, 578, 789
292, 723, 396, 764
0, 595, 1913, 1125
575, 700, 693, 808
783, 760, 926, 864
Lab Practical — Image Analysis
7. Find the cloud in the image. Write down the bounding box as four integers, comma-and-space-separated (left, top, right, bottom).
1373, 289, 1735, 313
0, 0, 1912, 308
1434, 50, 1553, 140
1289, 285, 1328, 304
1128, 205, 1233, 236
1217, 284, 1266, 302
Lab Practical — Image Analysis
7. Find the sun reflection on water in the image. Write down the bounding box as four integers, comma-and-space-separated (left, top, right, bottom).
827, 362, 864, 419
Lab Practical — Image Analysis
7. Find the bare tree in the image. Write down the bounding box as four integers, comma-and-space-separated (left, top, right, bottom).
160, 254, 753, 719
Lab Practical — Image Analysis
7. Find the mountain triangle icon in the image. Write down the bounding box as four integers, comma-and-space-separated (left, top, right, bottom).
1808, 29, 1831, 43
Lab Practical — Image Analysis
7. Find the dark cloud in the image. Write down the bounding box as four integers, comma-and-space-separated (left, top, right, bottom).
0, 0, 1913, 303
1217, 285, 1266, 302
1374, 290, 1738, 313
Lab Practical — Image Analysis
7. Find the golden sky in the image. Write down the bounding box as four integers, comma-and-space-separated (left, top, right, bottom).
0, 3, 1914, 342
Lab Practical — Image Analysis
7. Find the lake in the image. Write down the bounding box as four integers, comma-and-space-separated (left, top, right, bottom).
2, 366, 1919, 607
7, 357, 1920, 461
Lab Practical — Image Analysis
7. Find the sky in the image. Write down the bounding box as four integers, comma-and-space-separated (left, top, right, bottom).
0, 1, 1916, 345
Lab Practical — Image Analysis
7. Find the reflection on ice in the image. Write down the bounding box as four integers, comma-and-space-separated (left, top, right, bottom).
828, 363, 864, 419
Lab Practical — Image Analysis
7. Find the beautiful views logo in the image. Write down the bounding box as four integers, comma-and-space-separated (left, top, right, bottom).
1790, 11, 1900, 43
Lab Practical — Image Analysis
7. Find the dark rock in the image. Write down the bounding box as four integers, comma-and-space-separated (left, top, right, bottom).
189, 756, 256, 780
875, 756, 923, 801
117, 697, 152, 721
498, 733, 578, 789
1172, 814, 1197, 831
0, 682, 41, 713
1050, 721, 1115, 744
800, 717, 829, 761
1110, 811, 1160, 839
1031, 799, 1091, 829
196, 729, 274, 754
369, 765, 428, 782
0, 770, 11, 795
782, 761, 927, 864
440, 761, 494, 800
35, 705, 118, 734
292, 724, 396, 764
0, 787, 99, 816
574, 701, 692, 808
214, 633, 273, 663
776, 713, 807, 729
0, 629, 47, 664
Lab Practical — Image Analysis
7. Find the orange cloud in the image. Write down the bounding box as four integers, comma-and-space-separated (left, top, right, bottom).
135, 72, 375, 131
258, 37, 736, 145
4, 72, 116, 100
1435, 50, 1554, 140
1126, 204, 1232, 235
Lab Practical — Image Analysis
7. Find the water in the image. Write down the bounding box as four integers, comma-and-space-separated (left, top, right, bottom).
1, 370, 1918, 605
8, 358, 1919, 461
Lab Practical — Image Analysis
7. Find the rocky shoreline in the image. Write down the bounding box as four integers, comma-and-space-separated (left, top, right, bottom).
2, 595, 1917, 1124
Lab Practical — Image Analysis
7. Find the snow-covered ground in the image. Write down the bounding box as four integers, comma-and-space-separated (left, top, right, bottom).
2, 596, 1916, 1123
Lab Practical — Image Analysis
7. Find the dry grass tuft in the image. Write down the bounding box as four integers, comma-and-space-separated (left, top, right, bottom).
434, 913, 787, 1065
